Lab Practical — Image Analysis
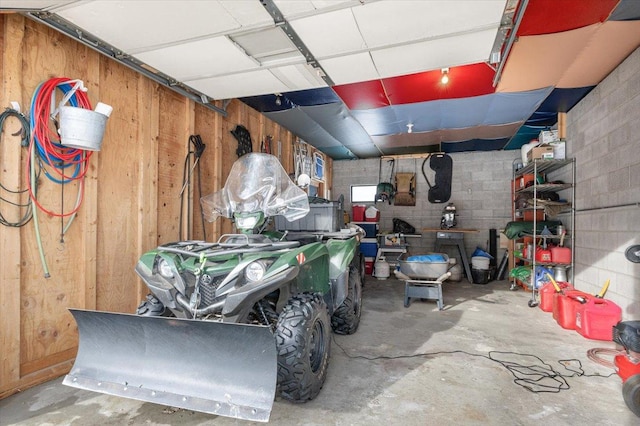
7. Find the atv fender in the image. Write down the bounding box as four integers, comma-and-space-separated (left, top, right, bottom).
325, 238, 358, 309
325, 238, 358, 279
222, 265, 299, 322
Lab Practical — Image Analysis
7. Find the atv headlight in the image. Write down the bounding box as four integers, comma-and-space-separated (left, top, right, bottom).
157, 258, 174, 279
234, 212, 264, 231
245, 261, 266, 283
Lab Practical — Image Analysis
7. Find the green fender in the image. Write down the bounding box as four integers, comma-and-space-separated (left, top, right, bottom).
268, 241, 330, 295
325, 237, 358, 280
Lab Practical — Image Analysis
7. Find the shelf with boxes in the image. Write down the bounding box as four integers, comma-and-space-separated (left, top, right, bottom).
510, 158, 575, 307
351, 205, 381, 276
352, 221, 379, 276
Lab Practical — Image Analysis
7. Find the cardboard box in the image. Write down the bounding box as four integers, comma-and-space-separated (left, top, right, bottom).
514, 174, 535, 189
549, 141, 565, 160
527, 146, 554, 161
539, 130, 559, 144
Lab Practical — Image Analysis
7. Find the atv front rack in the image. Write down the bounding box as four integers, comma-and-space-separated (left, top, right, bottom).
158, 238, 300, 258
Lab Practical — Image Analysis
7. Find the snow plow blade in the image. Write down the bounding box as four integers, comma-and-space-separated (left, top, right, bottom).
63, 309, 277, 422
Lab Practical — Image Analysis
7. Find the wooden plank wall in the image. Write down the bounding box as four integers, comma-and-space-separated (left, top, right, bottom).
0, 15, 332, 398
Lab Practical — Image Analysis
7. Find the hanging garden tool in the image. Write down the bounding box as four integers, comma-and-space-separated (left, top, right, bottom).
421, 153, 453, 203
179, 134, 206, 240
293, 138, 312, 186
260, 135, 272, 154
375, 158, 395, 204
231, 124, 252, 157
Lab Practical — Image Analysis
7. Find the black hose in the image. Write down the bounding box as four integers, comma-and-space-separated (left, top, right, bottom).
0, 108, 33, 227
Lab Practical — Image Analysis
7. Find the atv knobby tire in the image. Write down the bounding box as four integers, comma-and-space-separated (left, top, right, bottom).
331, 266, 362, 335
275, 293, 331, 402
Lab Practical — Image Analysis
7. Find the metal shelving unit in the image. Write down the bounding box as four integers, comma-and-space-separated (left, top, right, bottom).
511, 158, 576, 307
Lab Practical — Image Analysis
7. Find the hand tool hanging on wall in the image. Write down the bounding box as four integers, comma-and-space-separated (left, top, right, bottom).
293, 138, 312, 181
0, 107, 33, 227
421, 153, 453, 203
231, 125, 252, 158
260, 135, 272, 154
179, 134, 206, 240
375, 158, 395, 204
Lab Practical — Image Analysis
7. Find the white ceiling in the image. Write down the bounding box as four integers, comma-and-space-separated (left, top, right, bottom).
3, 0, 508, 100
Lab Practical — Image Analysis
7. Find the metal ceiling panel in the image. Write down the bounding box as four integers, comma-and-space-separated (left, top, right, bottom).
318, 52, 380, 85
134, 36, 259, 81
270, 64, 326, 91
351, 1, 505, 49
218, 0, 276, 27
288, 8, 366, 58
54, 1, 249, 52
186, 69, 289, 100
370, 28, 498, 79
274, 0, 358, 18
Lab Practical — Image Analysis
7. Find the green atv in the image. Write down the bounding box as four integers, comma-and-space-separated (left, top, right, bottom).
63, 153, 364, 422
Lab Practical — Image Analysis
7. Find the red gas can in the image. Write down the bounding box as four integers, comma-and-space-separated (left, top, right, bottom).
539, 281, 573, 312
575, 298, 622, 340
352, 205, 366, 222
553, 290, 589, 329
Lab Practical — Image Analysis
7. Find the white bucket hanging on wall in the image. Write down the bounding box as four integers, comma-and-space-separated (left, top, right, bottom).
58, 102, 112, 151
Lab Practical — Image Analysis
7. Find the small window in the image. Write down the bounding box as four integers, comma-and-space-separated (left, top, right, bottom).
350, 184, 377, 203
313, 152, 325, 181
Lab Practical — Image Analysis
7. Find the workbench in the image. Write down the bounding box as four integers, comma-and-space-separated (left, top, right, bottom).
422, 228, 478, 284
374, 233, 421, 267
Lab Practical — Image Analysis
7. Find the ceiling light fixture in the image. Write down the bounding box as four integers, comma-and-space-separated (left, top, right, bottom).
407, 123, 413, 134
275, 93, 282, 106
441, 68, 449, 85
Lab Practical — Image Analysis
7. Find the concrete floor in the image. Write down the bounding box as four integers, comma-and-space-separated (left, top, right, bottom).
1, 277, 636, 425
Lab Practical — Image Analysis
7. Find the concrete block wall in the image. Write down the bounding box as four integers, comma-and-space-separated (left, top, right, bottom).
332, 150, 516, 266
566, 47, 640, 319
